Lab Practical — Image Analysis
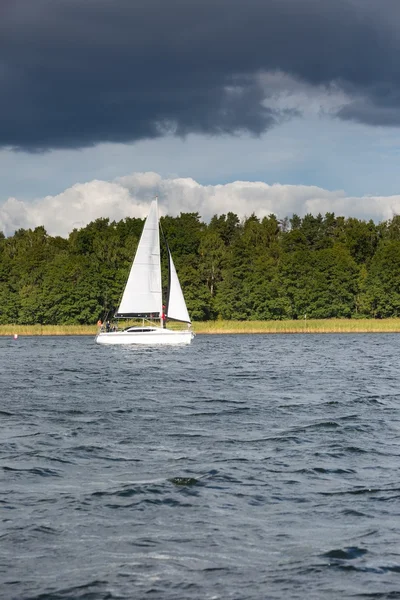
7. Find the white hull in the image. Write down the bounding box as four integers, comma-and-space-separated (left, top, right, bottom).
95, 327, 194, 346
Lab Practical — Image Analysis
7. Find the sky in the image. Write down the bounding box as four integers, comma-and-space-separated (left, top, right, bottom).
1, 0, 400, 236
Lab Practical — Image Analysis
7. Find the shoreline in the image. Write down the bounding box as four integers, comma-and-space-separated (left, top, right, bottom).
1, 318, 400, 336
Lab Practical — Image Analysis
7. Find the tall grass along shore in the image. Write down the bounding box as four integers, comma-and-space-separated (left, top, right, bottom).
2, 319, 400, 336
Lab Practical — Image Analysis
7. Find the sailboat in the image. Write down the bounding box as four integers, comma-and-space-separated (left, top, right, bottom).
95, 199, 195, 345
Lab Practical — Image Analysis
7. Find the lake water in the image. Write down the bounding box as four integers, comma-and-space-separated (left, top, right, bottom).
1, 333, 400, 599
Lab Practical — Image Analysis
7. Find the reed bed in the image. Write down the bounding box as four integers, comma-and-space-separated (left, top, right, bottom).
1, 319, 400, 336
194, 318, 400, 334
0, 324, 96, 336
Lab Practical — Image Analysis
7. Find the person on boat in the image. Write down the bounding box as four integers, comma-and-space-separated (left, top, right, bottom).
161, 306, 166, 329
97, 319, 102, 328
106, 320, 110, 332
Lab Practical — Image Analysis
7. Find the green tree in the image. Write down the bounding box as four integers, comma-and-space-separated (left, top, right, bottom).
279, 245, 359, 318
360, 240, 400, 317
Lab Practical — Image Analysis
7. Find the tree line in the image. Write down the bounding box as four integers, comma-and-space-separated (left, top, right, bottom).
1, 210, 400, 324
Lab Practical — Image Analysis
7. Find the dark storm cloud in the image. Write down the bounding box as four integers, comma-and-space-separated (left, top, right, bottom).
1, 0, 400, 151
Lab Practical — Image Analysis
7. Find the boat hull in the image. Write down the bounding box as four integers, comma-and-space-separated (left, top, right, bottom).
95, 327, 194, 346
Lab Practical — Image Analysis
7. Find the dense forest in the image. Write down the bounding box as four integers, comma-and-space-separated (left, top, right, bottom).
1, 210, 400, 324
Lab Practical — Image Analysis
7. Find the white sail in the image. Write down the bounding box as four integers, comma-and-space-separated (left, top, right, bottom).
166, 252, 191, 323
116, 200, 162, 316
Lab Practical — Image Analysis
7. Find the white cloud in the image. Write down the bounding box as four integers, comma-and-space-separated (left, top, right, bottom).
1, 171, 400, 237
259, 71, 350, 117
2, 114, 400, 209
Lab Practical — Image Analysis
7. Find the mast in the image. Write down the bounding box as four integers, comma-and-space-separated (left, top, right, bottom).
160, 213, 171, 329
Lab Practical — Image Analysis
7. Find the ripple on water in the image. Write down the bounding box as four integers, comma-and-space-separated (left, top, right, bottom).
1, 334, 400, 600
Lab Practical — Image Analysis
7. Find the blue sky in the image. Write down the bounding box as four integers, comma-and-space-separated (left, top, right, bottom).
1, 0, 400, 234
3, 114, 400, 199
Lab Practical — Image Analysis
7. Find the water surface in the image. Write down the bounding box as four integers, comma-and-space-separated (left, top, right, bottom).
1, 334, 400, 599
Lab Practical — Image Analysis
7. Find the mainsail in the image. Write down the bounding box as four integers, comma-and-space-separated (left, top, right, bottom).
115, 200, 162, 317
